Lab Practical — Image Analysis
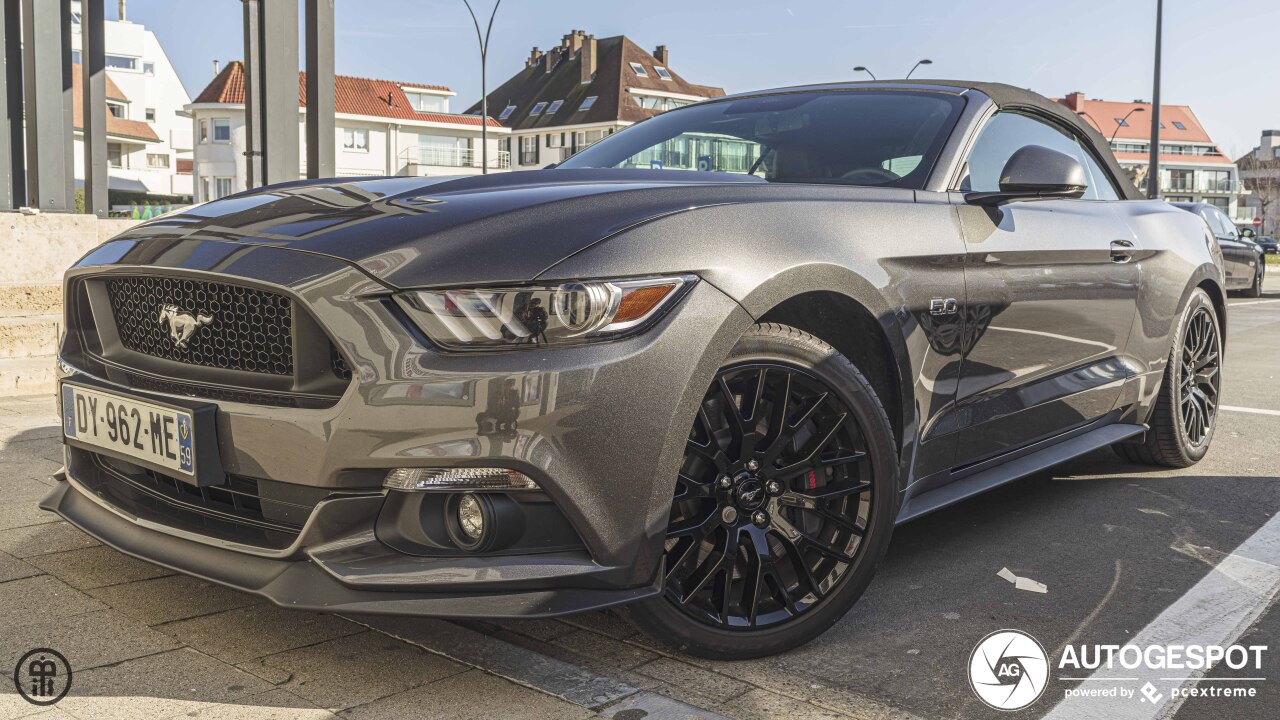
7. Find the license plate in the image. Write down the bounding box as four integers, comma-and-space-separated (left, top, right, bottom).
61, 383, 197, 479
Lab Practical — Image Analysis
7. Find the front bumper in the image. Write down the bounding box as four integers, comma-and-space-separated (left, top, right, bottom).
40, 477, 657, 618
48, 237, 754, 616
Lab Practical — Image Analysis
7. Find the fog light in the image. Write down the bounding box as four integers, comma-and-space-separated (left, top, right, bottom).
384, 467, 539, 491
457, 494, 485, 541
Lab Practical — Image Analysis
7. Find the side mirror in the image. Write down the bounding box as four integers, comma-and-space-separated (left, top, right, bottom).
966, 145, 1088, 206
1241, 228, 1255, 238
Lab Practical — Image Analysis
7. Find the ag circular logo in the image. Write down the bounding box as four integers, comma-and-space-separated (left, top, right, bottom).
968, 630, 1049, 711
13, 647, 72, 706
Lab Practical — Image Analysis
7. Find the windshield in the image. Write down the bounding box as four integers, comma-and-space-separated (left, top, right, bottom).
557, 90, 965, 189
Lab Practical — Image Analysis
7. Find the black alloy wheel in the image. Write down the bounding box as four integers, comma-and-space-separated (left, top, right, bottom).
1178, 306, 1220, 447
667, 363, 872, 629
622, 324, 896, 659
1113, 288, 1221, 468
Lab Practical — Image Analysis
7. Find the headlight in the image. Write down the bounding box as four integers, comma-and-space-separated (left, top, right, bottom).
395, 275, 694, 350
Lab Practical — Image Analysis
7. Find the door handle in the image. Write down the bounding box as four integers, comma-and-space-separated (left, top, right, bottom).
1110, 239, 1136, 263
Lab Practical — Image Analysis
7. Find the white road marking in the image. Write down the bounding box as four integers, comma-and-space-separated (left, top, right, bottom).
1042, 511, 1280, 719
1229, 298, 1280, 307
1221, 405, 1280, 417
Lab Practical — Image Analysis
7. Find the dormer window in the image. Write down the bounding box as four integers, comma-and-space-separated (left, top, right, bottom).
546, 99, 564, 114
579, 96, 598, 111
1172, 121, 1186, 130
629, 62, 648, 77
499, 105, 517, 120
404, 90, 448, 113
1114, 117, 1129, 127
530, 101, 548, 116
654, 66, 672, 80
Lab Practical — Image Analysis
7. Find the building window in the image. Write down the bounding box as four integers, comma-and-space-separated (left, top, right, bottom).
404, 91, 447, 113
518, 135, 539, 166
201, 178, 211, 201
145, 108, 156, 122
211, 118, 231, 142
654, 66, 672, 80
1114, 117, 1130, 127
1172, 121, 1186, 130
143, 62, 155, 76
1203, 169, 1231, 193
146, 153, 170, 169
1167, 169, 1194, 192
342, 127, 369, 151
199, 119, 209, 143
628, 62, 648, 77
498, 105, 517, 120
71, 50, 81, 64
579, 95, 597, 112
216, 177, 233, 199
107, 143, 125, 168
105, 54, 137, 70
529, 101, 548, 116
107, 102, 126, 118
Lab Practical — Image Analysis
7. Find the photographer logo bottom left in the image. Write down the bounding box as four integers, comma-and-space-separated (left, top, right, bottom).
13, 648, 72, 706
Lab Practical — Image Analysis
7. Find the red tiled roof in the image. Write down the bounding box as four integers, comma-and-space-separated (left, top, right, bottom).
1053, 92, 1219, 145
194, 61, 501, 127
71, 64, 160, 142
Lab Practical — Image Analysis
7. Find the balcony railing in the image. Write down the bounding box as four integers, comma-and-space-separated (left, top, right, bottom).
1162, 178, 1240, 194
400, 146, 510, 170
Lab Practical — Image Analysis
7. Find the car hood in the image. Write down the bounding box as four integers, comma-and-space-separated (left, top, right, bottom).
122, 169, 769, 289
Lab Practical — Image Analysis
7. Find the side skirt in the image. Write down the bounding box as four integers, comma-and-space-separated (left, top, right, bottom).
895, 421, 1145, 524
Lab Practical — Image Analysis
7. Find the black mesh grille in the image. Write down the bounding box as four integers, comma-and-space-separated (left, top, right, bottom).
331, 346, 352, 381
106, 276, 294, 376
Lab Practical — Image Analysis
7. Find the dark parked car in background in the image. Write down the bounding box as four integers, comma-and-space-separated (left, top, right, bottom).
1173, 201, 1264, 297
45, 81, 1226, 659
1253, 234, 1278, 254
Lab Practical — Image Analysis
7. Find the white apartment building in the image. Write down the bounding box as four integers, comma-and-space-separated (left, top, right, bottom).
1055, 92, 1247, 220
69, 0, 194, 201
186, 62, 509, 202
472, 30, 725, 170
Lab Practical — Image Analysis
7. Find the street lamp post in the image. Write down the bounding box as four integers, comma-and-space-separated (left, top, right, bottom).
853, 66, 876, 81
1110, 107, 1145, 143
1147, 0, 1163, 198
1076, 111, 1102, 133
905, 59, 932, 79
462, 0, 502, 174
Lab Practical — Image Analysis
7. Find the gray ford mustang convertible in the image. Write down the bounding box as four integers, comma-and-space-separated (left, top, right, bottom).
45, 80, 1225, 658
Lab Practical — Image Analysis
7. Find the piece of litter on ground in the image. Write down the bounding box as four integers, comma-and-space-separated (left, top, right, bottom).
907, 649, 920, 655
943, 612, 960, 620
998, 566, 1048, 594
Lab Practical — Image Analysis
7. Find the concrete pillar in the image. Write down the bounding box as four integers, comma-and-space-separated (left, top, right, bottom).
21, 0, 74, 212
81, 0, 108, 217
304, 0, 334, 179
0, 0, 25, 209
260, 0, 299, 185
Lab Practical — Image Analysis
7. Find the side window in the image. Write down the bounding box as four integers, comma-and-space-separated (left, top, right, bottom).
960, 111, 1087, 192
1074, 140, 1121, 201
1215, 209, 1238, 238
1199, 208, 1226, 237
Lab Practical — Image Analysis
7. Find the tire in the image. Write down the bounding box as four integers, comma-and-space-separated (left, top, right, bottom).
621, 323, 898, 659
1113, 288, 1221, 467
1241, 262, 1263, 298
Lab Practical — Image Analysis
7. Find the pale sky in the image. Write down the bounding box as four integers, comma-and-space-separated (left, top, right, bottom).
121, 0, 1279, 158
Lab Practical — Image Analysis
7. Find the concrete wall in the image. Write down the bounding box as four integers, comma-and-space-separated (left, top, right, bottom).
2, 213, 140, 284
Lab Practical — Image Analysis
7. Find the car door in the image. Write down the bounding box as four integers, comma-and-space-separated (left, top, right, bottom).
950, 110, 1141, 465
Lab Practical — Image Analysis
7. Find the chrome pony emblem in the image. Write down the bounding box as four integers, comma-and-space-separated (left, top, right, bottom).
158, 304, 213, 348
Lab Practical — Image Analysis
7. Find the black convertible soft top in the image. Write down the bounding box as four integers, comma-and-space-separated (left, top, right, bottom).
723, 79, 1145, 201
